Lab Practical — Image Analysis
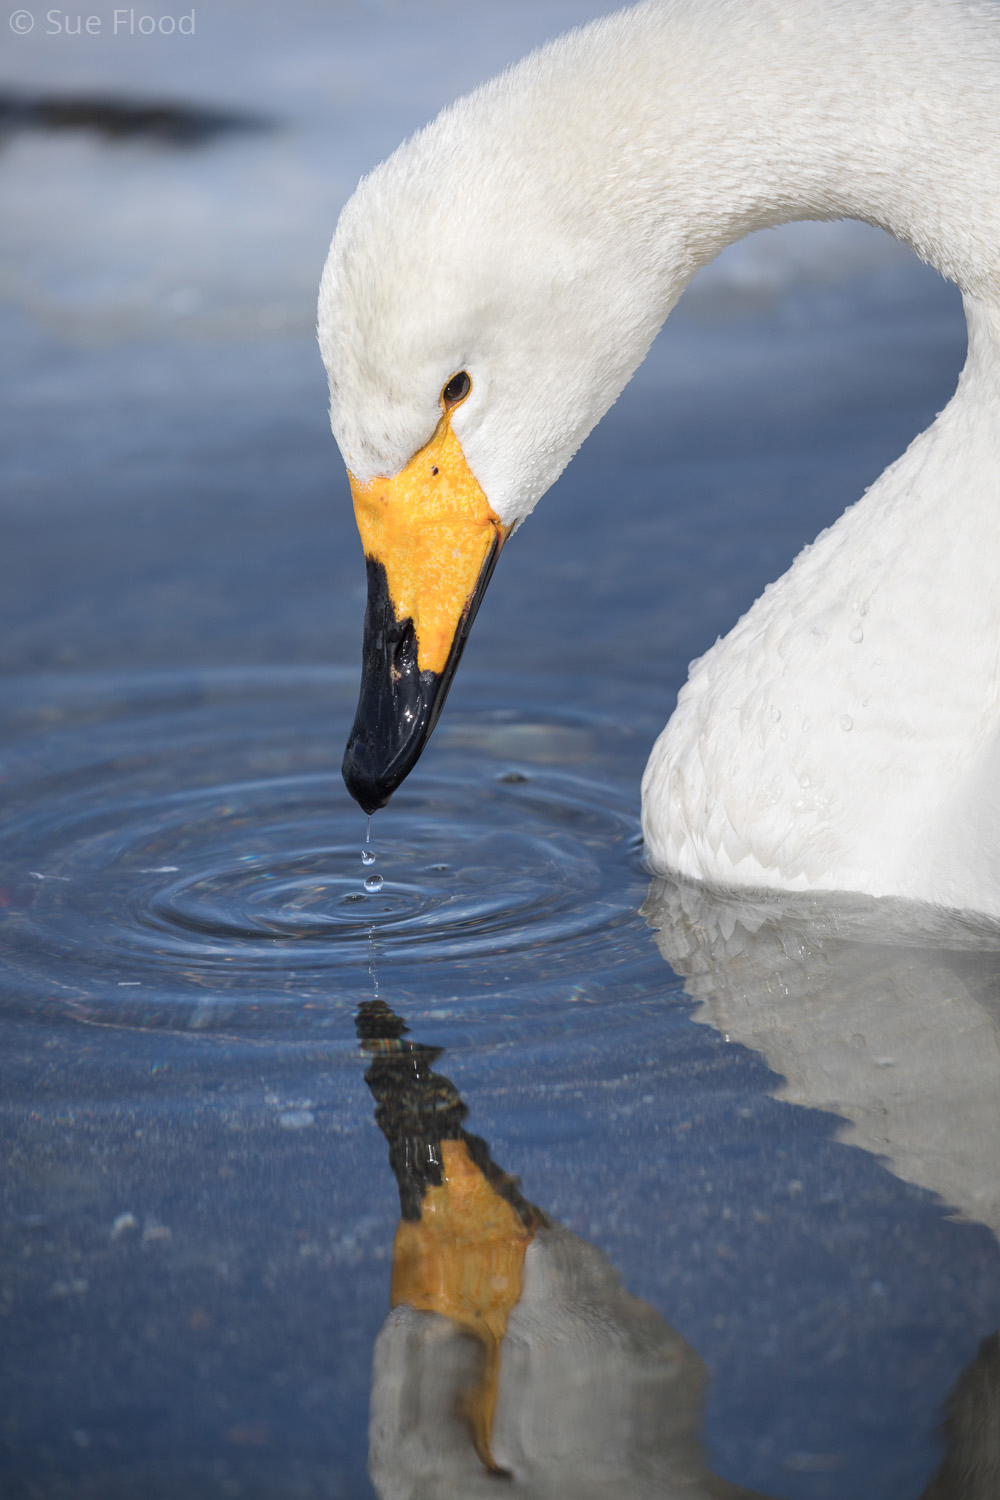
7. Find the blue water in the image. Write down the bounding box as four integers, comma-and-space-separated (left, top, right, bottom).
4, 5, 1000, 1498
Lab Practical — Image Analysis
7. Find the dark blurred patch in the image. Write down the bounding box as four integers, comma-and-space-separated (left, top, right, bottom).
0, 89, 272, 146
920, 1330, 1000, 1500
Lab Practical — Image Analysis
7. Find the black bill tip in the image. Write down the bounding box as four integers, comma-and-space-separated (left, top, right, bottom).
342, 538, 501, 814
340, 558, 439, 814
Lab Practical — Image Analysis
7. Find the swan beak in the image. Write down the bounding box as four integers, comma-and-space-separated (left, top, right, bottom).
342, 417, 509, 814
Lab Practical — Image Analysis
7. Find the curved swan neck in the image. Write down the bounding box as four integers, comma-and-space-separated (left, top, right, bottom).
546, 1, 1000, 296
412, 0, 1000, 518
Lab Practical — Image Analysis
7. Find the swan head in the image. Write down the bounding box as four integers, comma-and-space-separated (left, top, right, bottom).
319, 60, 673, 812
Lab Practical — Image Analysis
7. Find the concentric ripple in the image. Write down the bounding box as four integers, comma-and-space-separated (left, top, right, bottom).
0, 669, 658, 1029
151, 780, 615, 957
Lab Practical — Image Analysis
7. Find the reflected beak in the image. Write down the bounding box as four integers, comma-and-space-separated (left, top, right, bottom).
342, 415, 509, 814
391, 1136, 535, 1477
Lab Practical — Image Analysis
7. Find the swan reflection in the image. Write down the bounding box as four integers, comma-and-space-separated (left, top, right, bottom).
356, 880, 1000, 1496
356, 997, 760, 1498
644, 878, 1000, 1242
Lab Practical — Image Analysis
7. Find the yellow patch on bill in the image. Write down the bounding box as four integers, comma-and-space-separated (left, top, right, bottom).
349, 417, 506, 675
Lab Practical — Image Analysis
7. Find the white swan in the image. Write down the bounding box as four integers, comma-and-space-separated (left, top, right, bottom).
318, 0, 1000, 916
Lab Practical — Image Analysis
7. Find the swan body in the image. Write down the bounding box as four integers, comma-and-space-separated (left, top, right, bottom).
319, 0, 1000, 914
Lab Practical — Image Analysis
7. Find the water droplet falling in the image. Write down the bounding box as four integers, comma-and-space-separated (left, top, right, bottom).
361, 848, 376, 866
364, 874, 384, 894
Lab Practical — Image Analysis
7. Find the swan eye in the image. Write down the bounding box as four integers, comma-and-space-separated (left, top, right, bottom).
442, 371, 472, 408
